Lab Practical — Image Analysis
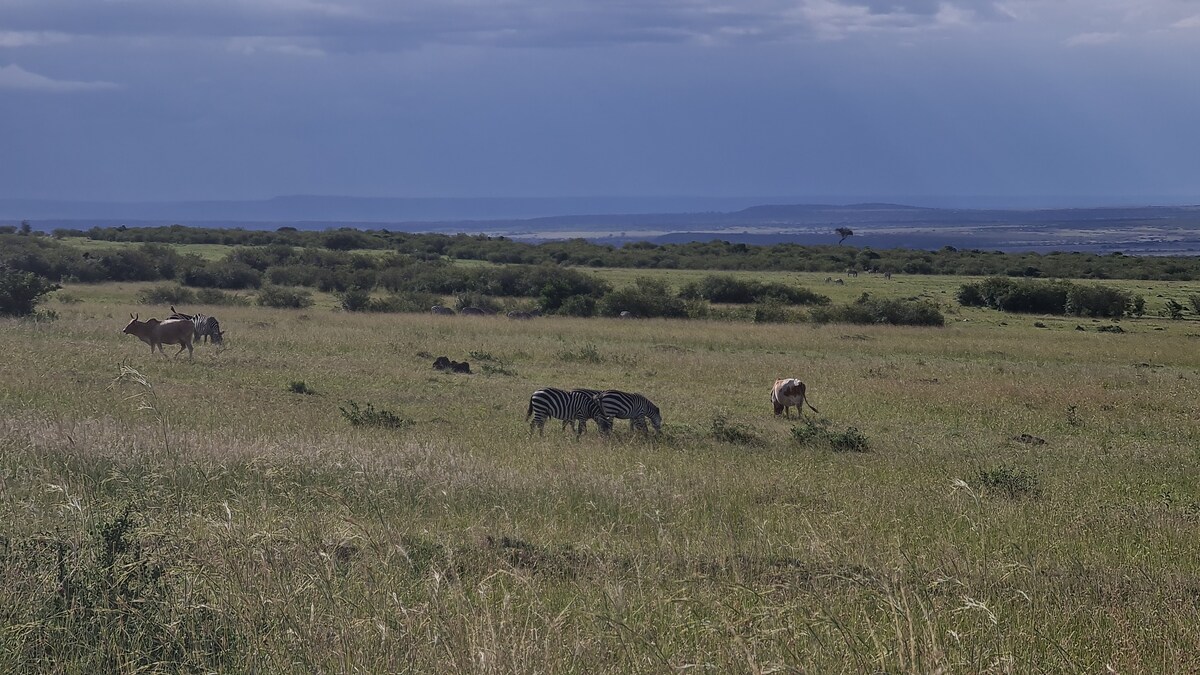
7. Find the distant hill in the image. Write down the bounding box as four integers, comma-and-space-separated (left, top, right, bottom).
4, 196, 1200, 254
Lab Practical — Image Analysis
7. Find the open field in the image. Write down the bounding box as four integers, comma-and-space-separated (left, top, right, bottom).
3, 277, 1200, 672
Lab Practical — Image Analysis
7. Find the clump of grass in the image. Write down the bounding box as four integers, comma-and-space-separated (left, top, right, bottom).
56, 291, 83, 304
288, 380, 316, 395
481, 363, 517, 377
559, 343, 604, 363
339, 400, 412, 429
1097, 324, 1125, 333
975, 466, 1042, 499
710, 415, 762, 446
791, 419, 871, 452
469, 350, 498, 362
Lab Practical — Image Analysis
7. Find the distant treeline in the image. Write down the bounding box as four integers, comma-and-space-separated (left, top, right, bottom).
15, 223, 1200, 280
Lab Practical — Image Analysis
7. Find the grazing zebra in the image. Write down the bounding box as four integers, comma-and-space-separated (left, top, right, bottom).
460, 306, 489, 316
526, 388, 611, 437
597, 390, 662, 434
561, 388, 603, 432
431, 305, 455, 316
169, 307, 224, 345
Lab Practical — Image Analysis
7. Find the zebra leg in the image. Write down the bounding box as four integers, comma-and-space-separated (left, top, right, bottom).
576, 419, 587, 437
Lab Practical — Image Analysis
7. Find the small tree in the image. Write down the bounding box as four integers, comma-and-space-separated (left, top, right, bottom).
0, 266, 60, 316
835, 227, 854, 245
1165, 299, 1186, 320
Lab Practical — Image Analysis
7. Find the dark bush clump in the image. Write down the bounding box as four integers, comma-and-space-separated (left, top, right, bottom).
710, 415, 762, 446
598, 277, 689, 318
340, 289, 440, 313
257, 285, 314, 309
339, 401, 413, 429
791, 419, 871, 452
975, 466, 1042, 499
0, 266, 61, 317
288, 381, 315, 395
809, 293, 944, 327
958, 277, 1139, 318
137, 283, 196, 306
181, 260, 262, 289
680, 275, 830, 306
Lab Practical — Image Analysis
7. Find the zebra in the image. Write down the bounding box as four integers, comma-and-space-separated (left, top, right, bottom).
526, 388, 611, 437
597, 390, 662, 434
431, 305, 455, 316
169, 307, 224, 345
562, 388, 603, 432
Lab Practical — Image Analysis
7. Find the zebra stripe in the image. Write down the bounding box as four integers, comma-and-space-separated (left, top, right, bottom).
525, 388, 611, 437
563, 388, 603, 432
598, 390, 662, 433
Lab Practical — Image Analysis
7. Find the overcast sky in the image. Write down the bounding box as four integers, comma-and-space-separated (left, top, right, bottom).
2, 0, 1198, 204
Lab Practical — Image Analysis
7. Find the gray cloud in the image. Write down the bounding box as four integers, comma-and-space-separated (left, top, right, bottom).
0, 63, 119, 91
1, 0, 1012, 51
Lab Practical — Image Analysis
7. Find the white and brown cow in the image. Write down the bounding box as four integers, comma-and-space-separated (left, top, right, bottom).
771, 378, 819, 418
122, 314, 195, 358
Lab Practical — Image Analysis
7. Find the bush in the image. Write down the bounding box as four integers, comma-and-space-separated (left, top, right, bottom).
0, 266, 60, 317
598, 277, 689, 318
181, 260, 262, 289
137, 283, 196, 306
752, 300, 791, 323
975, 466, 1042, 499
959, 277, 1137, 318
288, 381, 316, 395
195, 287, 251, 306
257, 285, 314, 309
809, 294, 944, 327
556, 294, 596, 317
339, 401, 412, 429
680, 275, 830, 306
791, 419, 871, 452
340, 288, 439, 313
710, 415, 762, 445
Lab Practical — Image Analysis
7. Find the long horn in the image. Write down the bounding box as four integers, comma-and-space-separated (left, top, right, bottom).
130, 312, 135, 319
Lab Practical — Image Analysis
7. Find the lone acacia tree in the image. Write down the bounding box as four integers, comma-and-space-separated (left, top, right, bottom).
835, 227, 854, 245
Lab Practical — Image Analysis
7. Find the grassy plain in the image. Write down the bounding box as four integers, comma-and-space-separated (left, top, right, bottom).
2, 273, 1200, 672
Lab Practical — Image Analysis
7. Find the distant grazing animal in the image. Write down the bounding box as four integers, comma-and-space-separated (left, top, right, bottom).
122, 314, 194, 358
460, 307, 489, 316
507, 311, 534, 320
834, 278, 844, 286
170, 307, 225, 345
597, 390, 662, 434
883, 271, 892, 280
824, 277, 833, 283
771, 378, 819, 418
619, 311, 634, 319
526, 387, 611, 437
846, 269, 858, 277
431, 305, 455, 316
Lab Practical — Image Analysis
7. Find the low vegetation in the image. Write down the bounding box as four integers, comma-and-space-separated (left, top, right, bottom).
957, 276, 1142, 317
2, 246, 1200, 671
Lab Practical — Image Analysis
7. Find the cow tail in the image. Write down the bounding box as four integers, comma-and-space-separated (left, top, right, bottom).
805, 395, 819, 414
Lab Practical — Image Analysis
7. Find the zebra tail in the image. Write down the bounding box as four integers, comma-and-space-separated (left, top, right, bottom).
525, 398, 533, 421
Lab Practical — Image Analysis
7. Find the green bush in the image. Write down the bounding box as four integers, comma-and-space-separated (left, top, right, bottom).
680, 275, 830, 306
137, 283, 196, 306
958, 277, 1137, 318
339, 401, 413, 429
0, 266, 60, 317
339, 288, 438, 313
791, 419, 871, 452
257, 285, 314, 309
809, 294, 944, 327
598, 277, 689, 318
710, 415, 762, 446
195, 287, 251, 306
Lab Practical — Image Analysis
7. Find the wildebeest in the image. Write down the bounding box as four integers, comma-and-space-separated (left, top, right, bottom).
431, 305, 456, 316
771, 378, 819, 418
526, 387, 611, 437
122, 313, 195, 358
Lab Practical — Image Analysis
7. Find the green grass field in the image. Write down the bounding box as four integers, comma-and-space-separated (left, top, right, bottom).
3, 272, 1200, 672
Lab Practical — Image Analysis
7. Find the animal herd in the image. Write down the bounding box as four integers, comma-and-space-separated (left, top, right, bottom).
120, 306, 817, 436
121, 306, 224, 359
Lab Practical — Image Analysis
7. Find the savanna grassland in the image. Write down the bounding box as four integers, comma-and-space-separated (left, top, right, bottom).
2, 271, 1200, 673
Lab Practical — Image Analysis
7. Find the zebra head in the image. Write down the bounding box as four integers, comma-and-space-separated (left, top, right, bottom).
647, 402, 663, 433
587, 394, 613, 435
